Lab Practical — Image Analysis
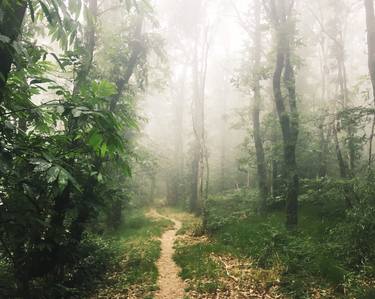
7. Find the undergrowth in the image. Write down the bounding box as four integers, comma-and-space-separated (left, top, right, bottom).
87, 209, 173, 299
173, 186, 375, 298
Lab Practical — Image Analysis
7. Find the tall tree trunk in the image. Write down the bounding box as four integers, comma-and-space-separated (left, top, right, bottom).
365, 0, 375, 168
269, 0, 299, 228
171, 69, 186, 205
190, 14, 209, 216
0, 1, 27, 91
107, 14, 144, 229
284, 51, 299, 228
252, 0, 268, 211
318, 33, 329, 177
220, 95, 227, 192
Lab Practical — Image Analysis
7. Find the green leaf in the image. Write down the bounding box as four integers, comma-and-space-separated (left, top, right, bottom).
59, 167, 80, 191
39, 1, 53, 25
100, 142, 108, 157
92, 80, 117, 98
47, 166, 60, 183
27, 0, 35, 22
88, 131, 103, 150
57, 168, 68, 190
49, 53, 65, 70
50, 0, 63, 26
31, 159, 52, 172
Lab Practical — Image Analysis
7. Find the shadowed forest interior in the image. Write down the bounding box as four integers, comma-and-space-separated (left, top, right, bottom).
2, 0, 375, 298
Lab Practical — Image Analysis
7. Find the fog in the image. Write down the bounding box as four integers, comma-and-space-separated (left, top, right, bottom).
137, 0, 371, 204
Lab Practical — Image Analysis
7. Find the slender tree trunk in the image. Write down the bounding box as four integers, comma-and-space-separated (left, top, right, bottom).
318, 123, 328, 177
191, 38, 202, 214
318, 34, 329, 177
190, 5, 209, 225
365, 0, 375, 168
191, 143, 200, 213
252, 0, 268, 211
220, 96, 227, 192
333, 124, 348, 178
172, 69, 186, 205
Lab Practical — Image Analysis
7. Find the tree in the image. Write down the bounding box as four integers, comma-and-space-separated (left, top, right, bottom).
251, 0, 269, 210
233, 0, 269, 210
265, 0, 299, 228
364, 0, 375, 167
190, 0, 210, 217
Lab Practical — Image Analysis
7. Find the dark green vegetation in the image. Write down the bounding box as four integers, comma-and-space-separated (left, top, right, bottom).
0, 0, 162, 298
92, 209, 172, 299
0, 207, 171, 298
174, 185, 375, 298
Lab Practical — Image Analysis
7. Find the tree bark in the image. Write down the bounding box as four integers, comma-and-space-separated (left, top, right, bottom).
0, 1, 27, 90
365, 0, 375, 168
171, 69, 186, 205
269, 0, 299, 228
191, 38, 203, 214
252, 0, 268, 211
109, 15, 144, 112
107, 14, 144, 228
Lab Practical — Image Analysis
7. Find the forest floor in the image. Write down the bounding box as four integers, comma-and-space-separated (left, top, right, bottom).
159, 207, 284, 299
90, 204, 352, 298
89, 209, 173, 299
90, 207, 281, 299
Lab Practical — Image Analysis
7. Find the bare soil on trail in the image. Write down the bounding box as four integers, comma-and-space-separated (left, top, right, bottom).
149, 210, 186, 299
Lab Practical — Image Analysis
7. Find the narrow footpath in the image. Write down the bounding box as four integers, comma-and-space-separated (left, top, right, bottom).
152, 211, 186, 299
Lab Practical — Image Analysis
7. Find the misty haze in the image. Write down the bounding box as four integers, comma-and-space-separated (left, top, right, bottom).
0, 0, 375, 298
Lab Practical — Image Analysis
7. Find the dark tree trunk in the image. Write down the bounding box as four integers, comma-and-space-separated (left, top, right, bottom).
220, 97, 227, 192
0, 2, 27, 90
109, 15, 143, 112
318, 123, 329, 177
269, 0, 299, 228
107, 14, 143, 227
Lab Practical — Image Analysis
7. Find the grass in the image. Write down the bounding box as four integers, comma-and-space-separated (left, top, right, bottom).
172, 191, 373, 298
90, 208, 173, 299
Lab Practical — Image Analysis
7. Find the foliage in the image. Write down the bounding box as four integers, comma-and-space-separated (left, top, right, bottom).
92, 209, 173, 298
0, 0, 162, 297
174, 188, 375, 298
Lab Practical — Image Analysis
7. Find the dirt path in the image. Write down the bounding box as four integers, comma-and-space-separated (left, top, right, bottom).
151, 210, 186, 299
